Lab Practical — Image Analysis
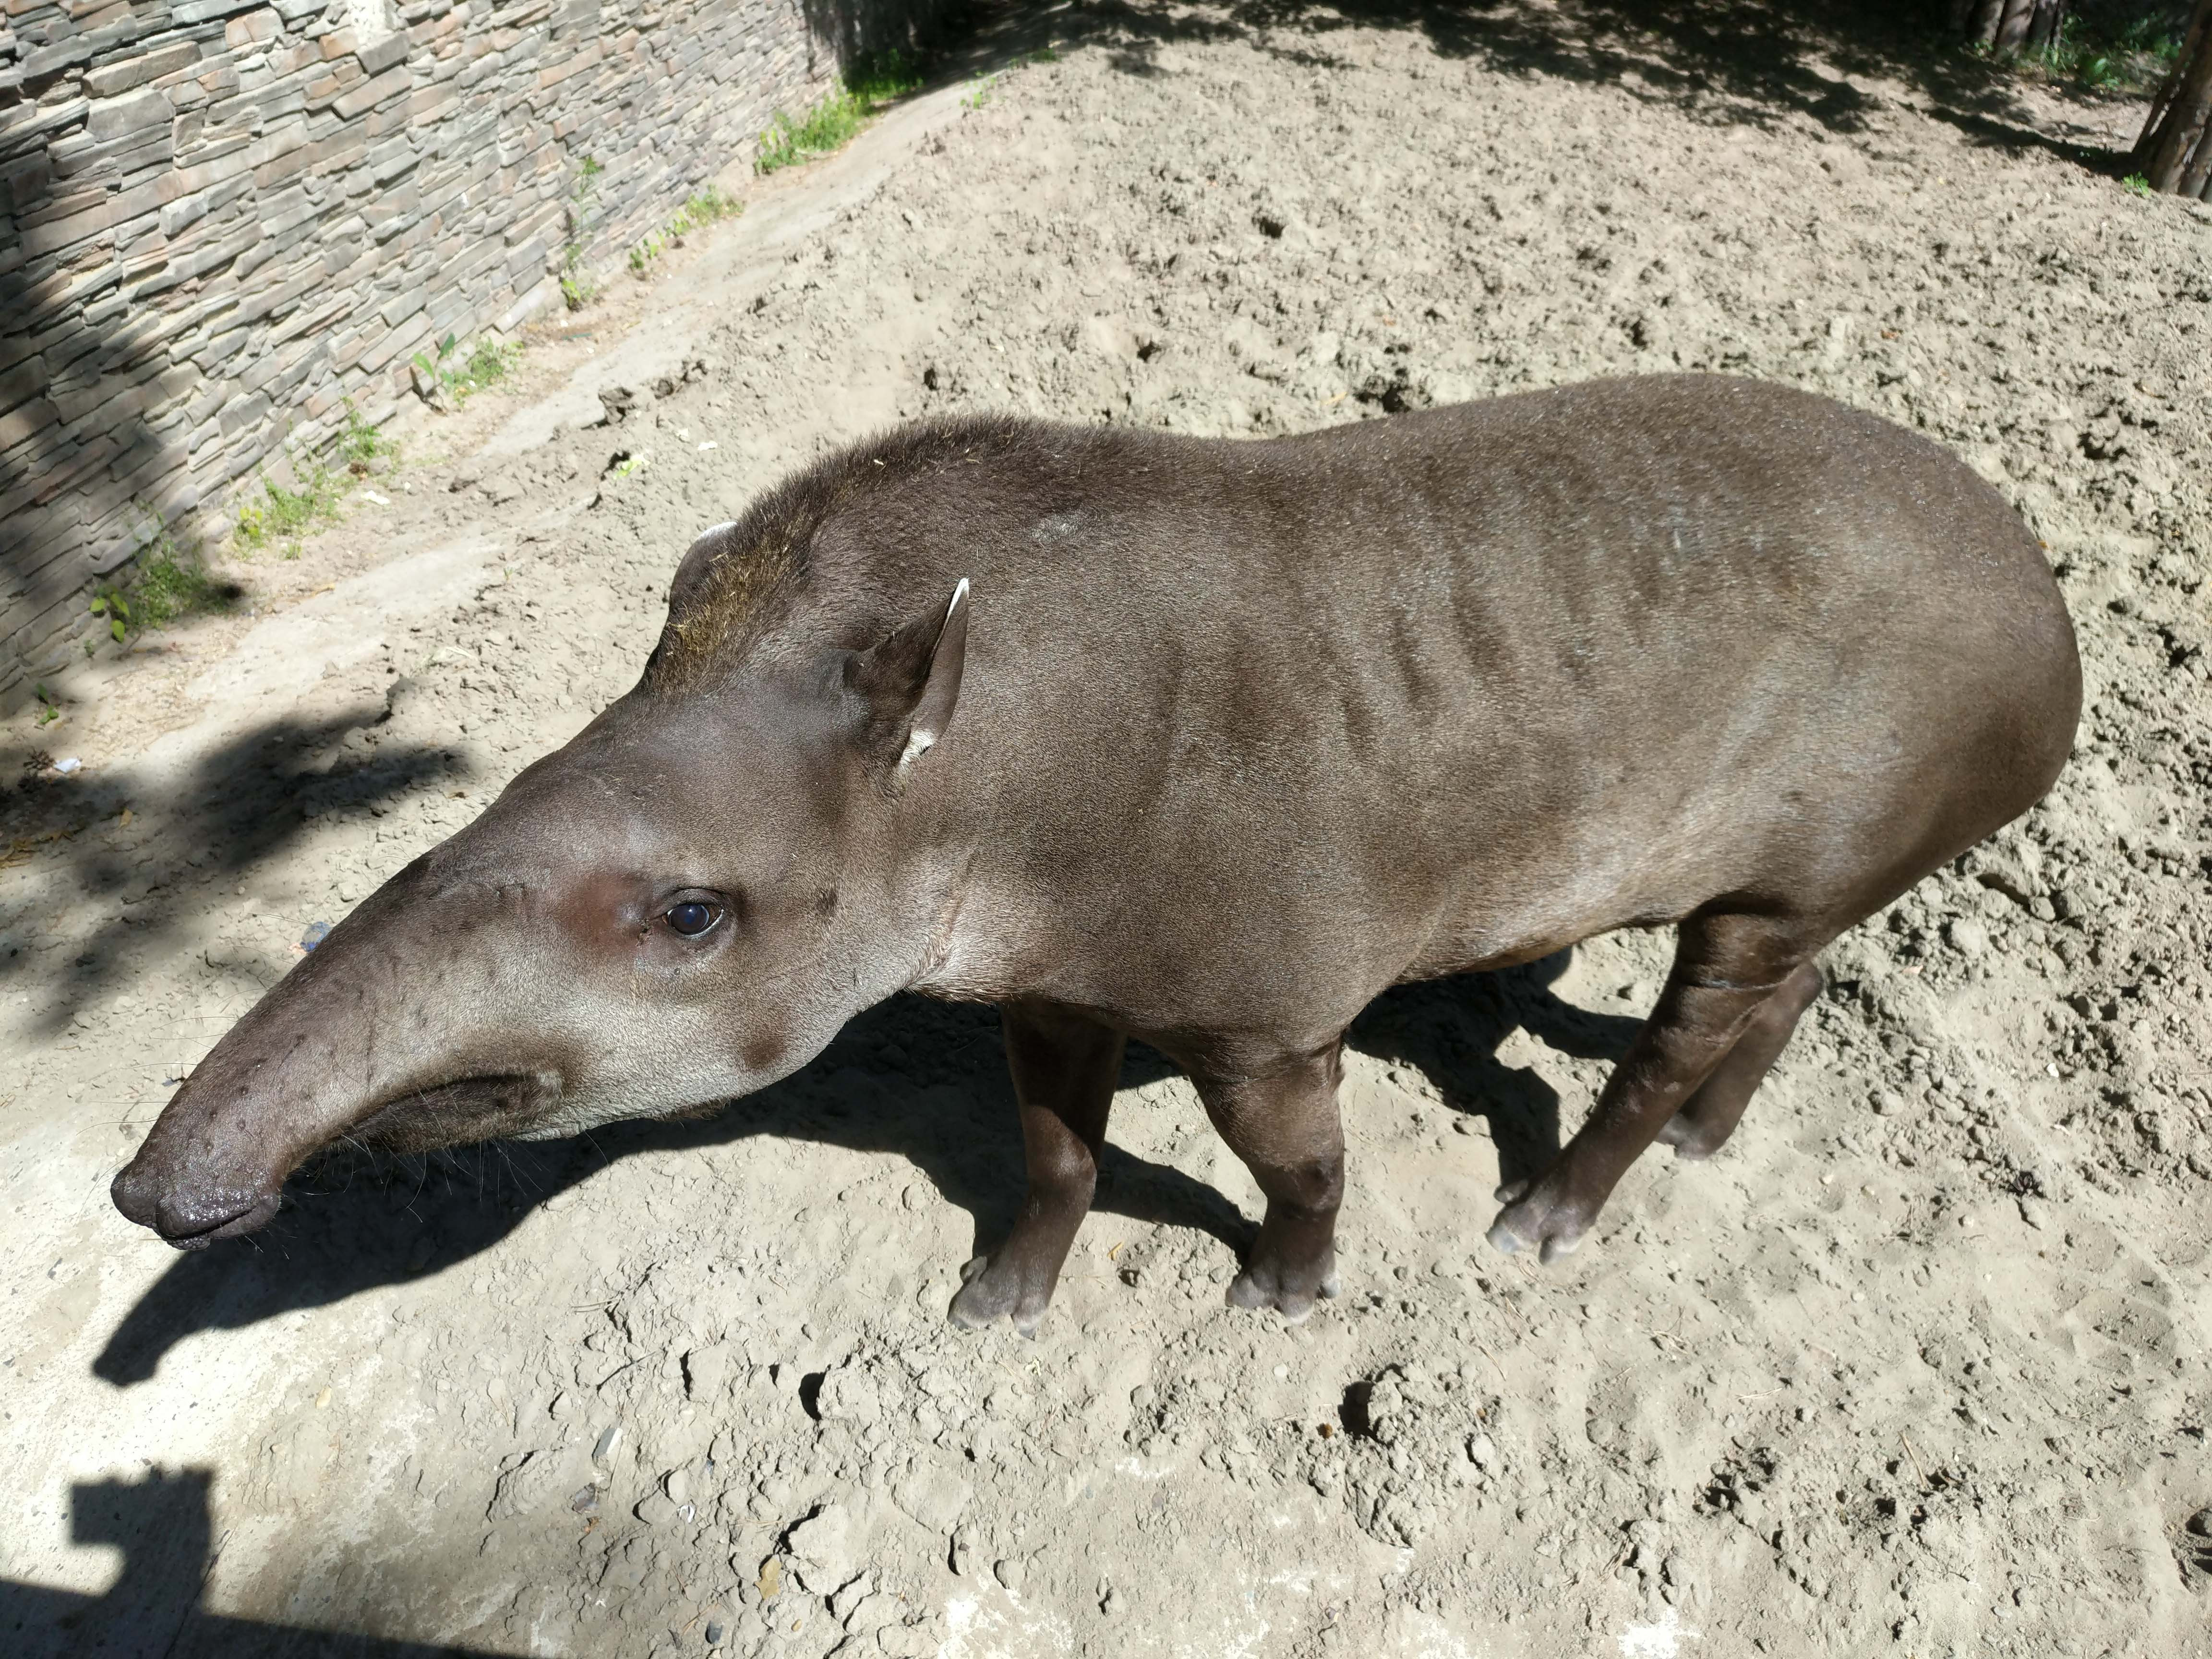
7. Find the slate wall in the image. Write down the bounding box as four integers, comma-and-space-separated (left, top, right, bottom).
0, 0, 938, 710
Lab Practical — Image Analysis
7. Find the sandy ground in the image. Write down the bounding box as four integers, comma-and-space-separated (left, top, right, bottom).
5, 4, 2212, 1656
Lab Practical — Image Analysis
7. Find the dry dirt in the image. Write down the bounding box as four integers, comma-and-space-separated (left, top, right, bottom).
5, 4, 2212, 1657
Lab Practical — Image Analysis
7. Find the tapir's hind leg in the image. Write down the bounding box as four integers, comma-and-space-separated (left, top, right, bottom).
950, 1001, 1125, 1336
1488, 913, 1827, 1263
1195, 1045, 1347, 1323
1656, 961, 1824, 1161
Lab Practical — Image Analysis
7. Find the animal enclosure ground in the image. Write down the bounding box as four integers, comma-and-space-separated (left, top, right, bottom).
3, 3, 2210, 1657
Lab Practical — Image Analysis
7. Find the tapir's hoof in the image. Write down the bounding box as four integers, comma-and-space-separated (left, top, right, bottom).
1487, 1178, 1591, 1265
1226, 1261, 1341, 1324
1656, 1113, 1730, 1162
948, 1255, 1047, 1338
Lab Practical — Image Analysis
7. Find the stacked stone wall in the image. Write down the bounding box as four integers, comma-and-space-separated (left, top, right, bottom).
0, 0, 939, 709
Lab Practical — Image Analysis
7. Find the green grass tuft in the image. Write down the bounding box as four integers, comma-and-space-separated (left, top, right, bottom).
85, 518, 245, 645
625, 185, 746, 275
1978, 8, 2188, 93
413, 332, 523, 403
337, 399, 393, 469
131, 538, 243, 630
757, 49, 924, 174
234, 466, 343, 552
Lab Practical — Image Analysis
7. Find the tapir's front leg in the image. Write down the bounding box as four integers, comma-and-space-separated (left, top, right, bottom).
949, 1000, 1125, 1336
1196, 1044, 1347, 1323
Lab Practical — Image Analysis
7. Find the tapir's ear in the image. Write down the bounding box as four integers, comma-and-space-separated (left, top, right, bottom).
844, 579, 971, 777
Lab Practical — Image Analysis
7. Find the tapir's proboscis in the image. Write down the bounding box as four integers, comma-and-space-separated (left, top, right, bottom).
113, 376, 2080, 1333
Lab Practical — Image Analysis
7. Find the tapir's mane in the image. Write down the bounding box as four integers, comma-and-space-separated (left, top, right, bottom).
643, 413, 1037, 693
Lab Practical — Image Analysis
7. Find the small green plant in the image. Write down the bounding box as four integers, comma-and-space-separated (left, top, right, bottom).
88, 584, 130, 642
337, 399, 391, 470
679, 184, 745, 229
1989, 10, 2190, 94
757, 49, 924, 173
132, 534, 241, 629
234, 464, 342, 552
562, 156, 605, 310
2123, 172, 2153, 197
561, 254, 599, 311
623, 185, 745, 277
412, 332, 522, 402
34, 684, 61, 726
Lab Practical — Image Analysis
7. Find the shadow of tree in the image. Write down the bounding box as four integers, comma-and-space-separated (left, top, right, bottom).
96, 954, 1643, 1386
1, 700, 462, 1035
972, 0, 2136, 168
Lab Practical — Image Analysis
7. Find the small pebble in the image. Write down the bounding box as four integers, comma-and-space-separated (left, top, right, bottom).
1946, 917, 1990, 957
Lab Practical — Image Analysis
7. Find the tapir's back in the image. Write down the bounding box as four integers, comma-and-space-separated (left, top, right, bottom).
719, 377, 2080, 1023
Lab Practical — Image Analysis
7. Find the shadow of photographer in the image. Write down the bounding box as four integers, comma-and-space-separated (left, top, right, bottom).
0, 1466, 515, 1659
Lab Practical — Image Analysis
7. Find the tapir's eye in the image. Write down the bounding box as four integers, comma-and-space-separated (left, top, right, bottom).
664, 901, 721, 937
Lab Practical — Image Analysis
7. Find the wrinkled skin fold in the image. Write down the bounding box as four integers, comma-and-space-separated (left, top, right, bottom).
113, 377, 2081, 1334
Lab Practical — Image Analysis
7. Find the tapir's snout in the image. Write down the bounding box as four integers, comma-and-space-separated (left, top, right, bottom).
110, 1064, 297, 1249
110, 1156, 282, 1249
108, 851, 484, 1250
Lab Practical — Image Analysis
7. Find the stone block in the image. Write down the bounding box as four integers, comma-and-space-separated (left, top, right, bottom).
333, 61, 408, 119
215, 388, 270, 436
172, 0, 265, 26
356, 306, 431, 373
377, 283, 426, 328
191, 325, 249, 373
86, 87, 173, 144
359, 31, 409, 76
159, 134, 254, 202
408, 78, 458, 122
0, 398, 59, 455
84, 40, 201, 98
0, 356, 51, 411
110, 433, 190, 496
536, 40, 600, 90
17, 183, 108, 231
368, 132, 418, 184
18, 199, 114, 262
61, 378, 150, 442
20, 34, 94, 78
160, 187, 215, 237
151, 362, 199, 409
225, 8, 280, 48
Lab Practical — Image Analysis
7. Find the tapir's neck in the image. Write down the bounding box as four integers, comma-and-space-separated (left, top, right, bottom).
871, 760, 1017, 1006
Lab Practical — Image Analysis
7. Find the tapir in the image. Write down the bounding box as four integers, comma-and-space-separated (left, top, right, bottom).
113, 375, 2081, 1332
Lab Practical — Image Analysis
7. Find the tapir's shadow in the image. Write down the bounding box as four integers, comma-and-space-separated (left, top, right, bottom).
94, 953, 1641, 1384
